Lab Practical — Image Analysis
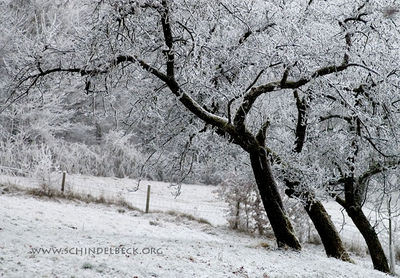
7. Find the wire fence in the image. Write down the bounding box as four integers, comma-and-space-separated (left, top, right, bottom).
1, 171, 398, 251
0, 172, 228, 226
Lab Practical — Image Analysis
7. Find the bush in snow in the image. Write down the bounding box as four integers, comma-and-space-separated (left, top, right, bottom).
0, 129, 143, 179
216, 172, 269, 234
217, 172, 315, 241
55, 130, 143, 178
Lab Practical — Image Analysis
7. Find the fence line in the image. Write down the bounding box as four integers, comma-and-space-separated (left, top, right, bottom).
1, 171, 398, 247
56, 172, 228, 225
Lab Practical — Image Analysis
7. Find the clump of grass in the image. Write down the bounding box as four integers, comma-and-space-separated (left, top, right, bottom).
307, 234, 322, 246
164, 210, 178, 216
0, 182, 19, 194
117, 208, 126, 214
81, 262, 94, 270
26, 185, 57, 198
256, 241, 270, 249
344, 241, 367, 257
197, 217, 212, 225
149, 220, 159, 226
18, 183, 142, 213
5, 181, 212, 225
114, 198, 140, 211
164, 210, 212, 226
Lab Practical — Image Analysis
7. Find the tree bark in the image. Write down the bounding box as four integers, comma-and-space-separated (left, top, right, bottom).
289, 90, 351, 261
285, 182, 352, 262
304, 200, 352, 262
344, 204, 390, 273
250, 149, 301, 250
337, 177, 390, 273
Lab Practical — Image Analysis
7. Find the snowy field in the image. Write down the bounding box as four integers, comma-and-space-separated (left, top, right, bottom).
0, 174, 397, 277
0, 173, 227, 226
0, 173, 394, 245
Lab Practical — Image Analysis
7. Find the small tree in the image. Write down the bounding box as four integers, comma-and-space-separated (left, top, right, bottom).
218, 172, 314, 242
217, 172, 270, 234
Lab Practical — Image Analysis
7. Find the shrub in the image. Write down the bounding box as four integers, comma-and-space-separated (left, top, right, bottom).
82, 263, 94, 270
217, 172, 314, 241
0, 130, 143, 179
216, 172, 270, 235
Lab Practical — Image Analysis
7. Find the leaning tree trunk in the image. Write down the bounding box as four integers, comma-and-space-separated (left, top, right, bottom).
304, 200, 352, 262
288, 91, 351, 261
250, 149, 301, 250
344, 205, 390, 273
285, 182, 352, 262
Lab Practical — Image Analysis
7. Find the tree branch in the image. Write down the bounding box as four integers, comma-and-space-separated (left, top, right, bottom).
227, 68, 265, 123
256, 120, 270, 146
293, 90, 308, 153
233, 62, 353, 131
238, 23, 276, 45
161, 0, 175, 77
335, 195, 347, 208
358, 160, 400, 186
3, 55, 140, 110
319, 114, 353, 124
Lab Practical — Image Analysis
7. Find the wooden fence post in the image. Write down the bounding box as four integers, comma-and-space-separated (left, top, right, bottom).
145, 185, 151, 213
61, 171, 66, 193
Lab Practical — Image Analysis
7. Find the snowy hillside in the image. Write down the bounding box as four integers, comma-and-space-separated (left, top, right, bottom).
1, 0, 400, 276
0, 173, 227, 226
0, 179, 393, 278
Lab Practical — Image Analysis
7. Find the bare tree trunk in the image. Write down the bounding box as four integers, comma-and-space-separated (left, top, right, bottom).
233, 199, 240, 230
285, 183, 352, 262
289, 91, 351, 261
335, 177, 390, 273
344, 204, 390, 273
250, 149, 301, 250
304, 200, 352, 262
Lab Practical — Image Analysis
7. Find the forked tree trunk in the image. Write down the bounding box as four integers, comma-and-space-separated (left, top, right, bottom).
250, 149, 301, 250
344, 205, 390, 273
304, 200, 352, 262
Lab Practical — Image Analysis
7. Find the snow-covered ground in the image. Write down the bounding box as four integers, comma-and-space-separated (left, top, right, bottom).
0, 190, 391, 278
0, 173, 227, 226
0, 173, 395, 245
0, 174, 397, 277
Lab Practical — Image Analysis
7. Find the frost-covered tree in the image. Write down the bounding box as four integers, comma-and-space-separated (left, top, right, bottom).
217, 172, 271, 234
272, 3, 400, 272
0, 0, 146, 178
2, 0, 400, 268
